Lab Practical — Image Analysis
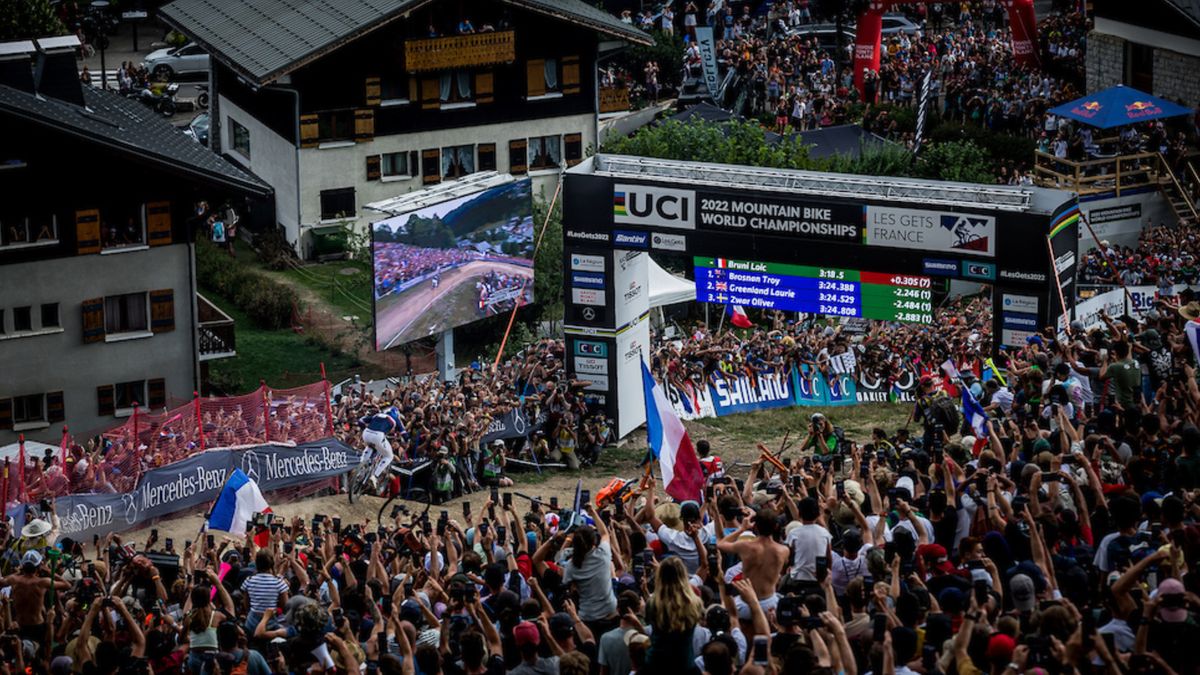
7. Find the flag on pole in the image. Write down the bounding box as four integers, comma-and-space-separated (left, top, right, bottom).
206, 469, 269, 536
726, 304, 753, 329
961, 387, 989, 438
641, 361, 704, 503
940, 359, 960, 380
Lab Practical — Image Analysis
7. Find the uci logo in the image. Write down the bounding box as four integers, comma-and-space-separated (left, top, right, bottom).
613, 183, 696, 229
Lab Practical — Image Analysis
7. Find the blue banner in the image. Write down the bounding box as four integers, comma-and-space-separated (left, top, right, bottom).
708, 370, 794, 416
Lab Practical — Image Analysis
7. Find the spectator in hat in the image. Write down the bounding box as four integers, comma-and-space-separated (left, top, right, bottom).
642, 480, 709, 574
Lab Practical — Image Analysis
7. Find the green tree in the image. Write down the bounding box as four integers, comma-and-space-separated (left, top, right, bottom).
532, 196, 563, 329
0, 0, 65, 41
915, 140, 995, 184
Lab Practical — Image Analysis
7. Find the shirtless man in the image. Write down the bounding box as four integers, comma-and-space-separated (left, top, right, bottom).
2, 550, 70, 645
717, 507, 790, 622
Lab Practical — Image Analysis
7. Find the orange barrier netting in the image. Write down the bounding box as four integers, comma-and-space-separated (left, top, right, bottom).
20, 381, 333, 501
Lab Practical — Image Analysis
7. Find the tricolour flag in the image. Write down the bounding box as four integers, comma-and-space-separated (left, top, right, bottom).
1187, 321, 1200, 368
641, 361, 704, 503
206, 469, 269, 536
961, 387, 989, 438
727, 304, 753, 329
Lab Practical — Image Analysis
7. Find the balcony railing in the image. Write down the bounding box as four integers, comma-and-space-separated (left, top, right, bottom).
405, 30, 515, 73
599, 86, 630, 113
197, 293, 236, 361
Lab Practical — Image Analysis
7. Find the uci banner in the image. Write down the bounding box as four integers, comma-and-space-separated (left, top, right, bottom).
52, 439, 360, 543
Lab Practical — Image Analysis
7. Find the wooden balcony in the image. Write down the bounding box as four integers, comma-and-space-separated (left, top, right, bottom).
404, 30, 515, 73
599, 86, 630, 113
197, 293, 236, 361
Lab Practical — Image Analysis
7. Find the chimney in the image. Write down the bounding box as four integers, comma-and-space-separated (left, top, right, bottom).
34, 35, 85, 107
0, 41, 36, 93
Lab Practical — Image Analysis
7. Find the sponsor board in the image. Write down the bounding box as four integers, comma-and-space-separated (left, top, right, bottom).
571, 272, 606, 289
1001, 312, 1039, 329
574, 356, 609, 375
612, 230, 649, 248
923, 259, 959, 277
614, 184, 696, 229
1074, 288, 1125, 329
962, 260, 996, 280
999, 269, 1047, 283
1002, 294, 1040, 314
571, 288, 605, 306
1087, 203, 1141, 225
710, 369, 794, 416
1054, 250, 1076, 276
865, 206, 996, 257
651, 232, 687, 251
1001, 328, 1036, 347
573, 340, 608, 357
565, 229, 610, 243
578, 373, 610, 391
570, 253, 605, 272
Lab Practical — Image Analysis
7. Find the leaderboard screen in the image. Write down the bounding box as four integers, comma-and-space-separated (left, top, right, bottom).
694, 257, 933, 323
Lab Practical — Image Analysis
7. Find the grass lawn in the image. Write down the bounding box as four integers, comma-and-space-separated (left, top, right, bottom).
696, 402, 913, 444
279, 261, 374, 325
204, 292, 365, 393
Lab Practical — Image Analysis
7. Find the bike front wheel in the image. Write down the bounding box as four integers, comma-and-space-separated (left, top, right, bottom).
347, 462, 373, 504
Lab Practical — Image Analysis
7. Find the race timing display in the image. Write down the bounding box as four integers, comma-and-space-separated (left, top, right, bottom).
694, 257, 934, 323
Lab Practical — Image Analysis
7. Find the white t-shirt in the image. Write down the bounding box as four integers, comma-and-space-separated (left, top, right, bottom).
785, 523, 831, 581
656, 523, 708, 574
831, 545, 872, 595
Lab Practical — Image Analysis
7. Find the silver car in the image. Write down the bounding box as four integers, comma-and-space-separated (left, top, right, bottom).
143, 42, 209, 80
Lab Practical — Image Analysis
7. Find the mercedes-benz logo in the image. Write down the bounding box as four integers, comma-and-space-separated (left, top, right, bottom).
513, 412, 527, 435
122, 494, 138, 525
242, 450, 261, 483
582, 307, 596, 320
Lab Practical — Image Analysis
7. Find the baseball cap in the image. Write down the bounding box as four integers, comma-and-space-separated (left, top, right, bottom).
1158, 578, 1188, 622
1010, 574, 1036, 612
986, 633, 1015, 662
549, 612, 575, 640
917, 544, 955, 574
21, 550, 43, 568
680, 500, 702, 523
513, 621, 540, 647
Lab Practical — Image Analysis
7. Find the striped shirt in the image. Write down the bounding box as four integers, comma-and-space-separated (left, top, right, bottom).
241, 574, 288, 613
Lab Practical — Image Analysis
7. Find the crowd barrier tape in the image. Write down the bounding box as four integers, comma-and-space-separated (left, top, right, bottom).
43, 439, 360, 543
660, 365, 917, 421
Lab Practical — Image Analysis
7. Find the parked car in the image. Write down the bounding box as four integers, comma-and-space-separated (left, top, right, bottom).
785, 25, 857, 57
183, 111, 209, 146
143, 42, 209, 80
880, 14, 921, 36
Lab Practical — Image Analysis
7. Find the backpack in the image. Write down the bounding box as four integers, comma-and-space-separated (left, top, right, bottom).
928, 395, 961, 432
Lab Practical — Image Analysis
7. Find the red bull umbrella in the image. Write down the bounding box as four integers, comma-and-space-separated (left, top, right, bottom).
1047, 84, 1191, 129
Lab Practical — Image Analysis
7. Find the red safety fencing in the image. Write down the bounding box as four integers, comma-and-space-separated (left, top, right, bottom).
19, 380, 333, 503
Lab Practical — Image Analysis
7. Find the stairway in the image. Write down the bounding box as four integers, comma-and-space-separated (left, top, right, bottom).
1157, 154, 1199, 226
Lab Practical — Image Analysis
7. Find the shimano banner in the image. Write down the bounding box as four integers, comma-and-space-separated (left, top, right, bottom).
54, 439, 359, 543
661, 365, 877, 419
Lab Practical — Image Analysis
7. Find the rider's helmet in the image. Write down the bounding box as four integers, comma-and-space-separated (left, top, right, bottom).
386, 406, 401, 427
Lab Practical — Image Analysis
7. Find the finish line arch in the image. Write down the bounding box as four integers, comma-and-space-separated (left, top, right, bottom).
851, 0, 1040, 98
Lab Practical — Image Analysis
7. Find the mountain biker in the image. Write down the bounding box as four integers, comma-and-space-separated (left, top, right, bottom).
359, 407, 400, 491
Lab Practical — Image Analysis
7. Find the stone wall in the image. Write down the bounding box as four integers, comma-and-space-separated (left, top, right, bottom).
1154, 48, 1200, 108
1086, 31, 1125, 94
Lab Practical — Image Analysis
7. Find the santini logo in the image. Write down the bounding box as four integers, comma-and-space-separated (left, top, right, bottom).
613, 231, 649, 248
613, 184, 696, 229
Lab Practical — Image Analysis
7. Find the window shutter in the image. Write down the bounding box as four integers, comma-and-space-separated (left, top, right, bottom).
147, 379, 166, 408
81, 297, 105, 343
353, 108, 375, 142
46, 391, 64, 424
365, 76, 382, 106
146, 200, 173, 246
97, 385, 115, 417
0, 399, 11, 431
76, 208, 100, 254
526, 59, 545, 97
409, 151, 419, 175
300, 114, 320, 148
408, 78, 418, 101
508, 139, 528, 174
422, 149, 441, 185
476, 71, 494, 104
366, 155, 382, 181
564, 133, 583, 166
562, 55, 581, 94
478, 143, 496, 172
420, 78, 441, 110
150, 289, 175, 333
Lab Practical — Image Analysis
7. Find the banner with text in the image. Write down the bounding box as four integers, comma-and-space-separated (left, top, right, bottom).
55, 439, 360, 543
660, 365, 892, 420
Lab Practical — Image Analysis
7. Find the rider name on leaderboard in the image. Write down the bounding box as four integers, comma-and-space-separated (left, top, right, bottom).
694, 257, 934, 324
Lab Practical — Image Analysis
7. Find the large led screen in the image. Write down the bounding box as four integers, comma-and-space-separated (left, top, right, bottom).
372, 179, 534, 350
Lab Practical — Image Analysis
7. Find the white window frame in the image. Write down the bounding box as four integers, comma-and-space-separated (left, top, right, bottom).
103, 291, 152, 341
113, 380, 147, 417
100, 204, 148, 253
230, 118, 251, 160
0, 213, 59, 249
380, 151, 414, 181
11, 393, 47, 430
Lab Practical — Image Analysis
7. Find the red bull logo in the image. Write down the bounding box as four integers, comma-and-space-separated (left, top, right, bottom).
1125, 100, 1162, 118
1071, 100, 1102, 118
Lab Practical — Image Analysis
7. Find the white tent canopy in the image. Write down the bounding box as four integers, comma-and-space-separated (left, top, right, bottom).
648, 256, 695, 308
0, 440, 57, 464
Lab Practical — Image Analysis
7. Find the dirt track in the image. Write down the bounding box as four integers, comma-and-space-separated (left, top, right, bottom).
375, 261, 533, 349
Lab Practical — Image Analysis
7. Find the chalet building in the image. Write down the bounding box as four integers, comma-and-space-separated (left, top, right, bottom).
159, 0, 651, 257
0, 36, 270, 445
1087, 0, 1200, 108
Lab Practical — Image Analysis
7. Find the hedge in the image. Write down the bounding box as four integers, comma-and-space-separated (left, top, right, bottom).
196, 239, 298, 330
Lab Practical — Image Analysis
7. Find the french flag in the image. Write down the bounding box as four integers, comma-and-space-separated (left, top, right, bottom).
961, 387, 989, 438
206, 469, 269, 536
642, 361, 704, 502
1187, 321, 1200, 367
726, 304, 753, 329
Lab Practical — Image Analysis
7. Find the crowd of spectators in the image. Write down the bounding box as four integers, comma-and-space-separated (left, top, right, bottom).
1078, 224, 1200, 288
476, 272, 533, 318
11, 280, 1200, 675
373, 244, 487, 299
